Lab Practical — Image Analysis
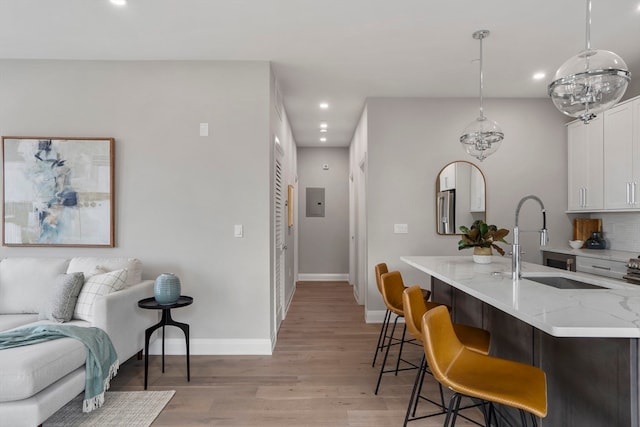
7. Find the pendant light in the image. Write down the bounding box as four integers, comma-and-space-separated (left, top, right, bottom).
460, 30, 504, 162
548, 0, 630, 124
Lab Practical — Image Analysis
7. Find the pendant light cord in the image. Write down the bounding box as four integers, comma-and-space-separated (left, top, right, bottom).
585, 0, 591, 51
478, 34, 485, 120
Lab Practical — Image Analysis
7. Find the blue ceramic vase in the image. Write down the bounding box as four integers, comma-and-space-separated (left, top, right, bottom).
154, 273, 181, 305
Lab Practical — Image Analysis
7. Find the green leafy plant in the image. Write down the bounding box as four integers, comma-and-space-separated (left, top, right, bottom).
458, 220, 510, 256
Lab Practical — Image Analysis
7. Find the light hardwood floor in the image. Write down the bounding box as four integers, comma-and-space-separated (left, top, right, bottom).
111, 281, 482, 426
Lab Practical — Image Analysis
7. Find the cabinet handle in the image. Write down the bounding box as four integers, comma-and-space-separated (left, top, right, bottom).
633, 182, 637, 205
627, 182, 631, 205
592, 265, 611, 271
566, 259, 574, 270
583, 188, 587, 208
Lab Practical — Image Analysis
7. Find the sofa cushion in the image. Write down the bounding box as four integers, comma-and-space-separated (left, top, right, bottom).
39, 273, 85, 323
0, 258, 70, 314
0, 314, 39, 332
67, 257, 142, 287
0, 331, 86, 402
73, 269, 128, 322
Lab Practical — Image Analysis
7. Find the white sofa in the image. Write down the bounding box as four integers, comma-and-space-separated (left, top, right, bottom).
0, 257, 159, 427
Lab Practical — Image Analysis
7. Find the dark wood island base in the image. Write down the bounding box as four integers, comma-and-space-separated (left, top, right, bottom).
432, 277, 639, 427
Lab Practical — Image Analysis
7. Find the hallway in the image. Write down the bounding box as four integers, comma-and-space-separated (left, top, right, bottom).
112, 281, 481, 426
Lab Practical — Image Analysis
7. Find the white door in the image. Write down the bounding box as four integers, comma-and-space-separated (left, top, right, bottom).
356, 155, 367, 306
274, 157, 285, 330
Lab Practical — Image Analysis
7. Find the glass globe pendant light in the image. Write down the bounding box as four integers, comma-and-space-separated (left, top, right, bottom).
460, 30, 504, 162
548, 0, 630, 124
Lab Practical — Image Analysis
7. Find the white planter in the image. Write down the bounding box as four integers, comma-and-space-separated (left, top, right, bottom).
472, 247, 493, 264
473, 254, 492, 264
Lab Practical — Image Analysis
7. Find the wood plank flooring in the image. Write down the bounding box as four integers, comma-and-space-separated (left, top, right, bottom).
110, 281, 482, 426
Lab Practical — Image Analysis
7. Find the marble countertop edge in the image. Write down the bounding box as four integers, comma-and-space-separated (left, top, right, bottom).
401, 255, 640, 338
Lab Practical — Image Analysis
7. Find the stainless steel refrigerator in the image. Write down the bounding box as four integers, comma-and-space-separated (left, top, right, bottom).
437, 190, 455, 234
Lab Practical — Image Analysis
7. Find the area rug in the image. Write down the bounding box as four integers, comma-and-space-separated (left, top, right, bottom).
44, 390, 175, 427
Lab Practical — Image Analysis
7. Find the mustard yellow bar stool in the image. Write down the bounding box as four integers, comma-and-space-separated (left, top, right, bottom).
374, 271, 442, 394
422, 305, 547, 427
402, 285, 490, 427
371, 263, 432, 368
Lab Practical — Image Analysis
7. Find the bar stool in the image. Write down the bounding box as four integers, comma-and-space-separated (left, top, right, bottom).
421, 305, 547, 427
372, 263, 432, 368
401, 285, 490, 426
374, 271, 443, 394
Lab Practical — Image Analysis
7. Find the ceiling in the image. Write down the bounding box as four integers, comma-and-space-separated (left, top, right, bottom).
1, 0, 639, 147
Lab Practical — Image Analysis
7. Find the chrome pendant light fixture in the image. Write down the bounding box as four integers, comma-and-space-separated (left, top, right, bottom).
548, 0, 630, 124
460, 30, 504, 162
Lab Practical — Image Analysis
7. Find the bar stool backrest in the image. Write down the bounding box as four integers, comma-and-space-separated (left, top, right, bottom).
374, 263, 388, 295
421, 305, 466, 385
402, 285, 427, 341
379, 271, 405, 316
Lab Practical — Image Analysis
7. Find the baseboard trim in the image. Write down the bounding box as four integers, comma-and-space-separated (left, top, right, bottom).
148, 338, 273, 355
366, 309, 403, 324
298, 273, 349, 281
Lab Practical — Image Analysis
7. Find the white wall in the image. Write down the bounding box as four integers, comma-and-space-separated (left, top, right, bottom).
362, 97, 570, 315
0, 59, 297, 354
297, 147, 349, 279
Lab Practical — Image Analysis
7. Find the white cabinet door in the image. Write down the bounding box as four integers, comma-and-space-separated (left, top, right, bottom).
469, 166, 485, 212
439, 163, 456, 190
634, 99, 640, 204
604, 101, 635, 209
567, 117, 603, 211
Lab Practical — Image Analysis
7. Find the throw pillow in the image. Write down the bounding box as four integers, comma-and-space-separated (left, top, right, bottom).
74, 268, 128, 322
39, 272, 85, 323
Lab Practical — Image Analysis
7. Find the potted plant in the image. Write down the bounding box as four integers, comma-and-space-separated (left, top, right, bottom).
458, 220, 510, 263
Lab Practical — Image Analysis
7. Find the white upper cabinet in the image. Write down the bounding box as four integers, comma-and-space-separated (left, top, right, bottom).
469, 166, 485, 212
603, 100, 638, 209
439, 163, 456, 190
567, 116, 604, 211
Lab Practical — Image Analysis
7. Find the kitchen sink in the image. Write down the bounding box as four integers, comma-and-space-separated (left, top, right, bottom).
525, 276, 606, 290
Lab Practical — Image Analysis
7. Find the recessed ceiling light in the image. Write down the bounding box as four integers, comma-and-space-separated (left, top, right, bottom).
533, 72, 546, 80
319, 102, 329, 109
320, 122, 328, 129
110, 0, 127, 5
320, 137, 327, 142
320, 129, 327, 133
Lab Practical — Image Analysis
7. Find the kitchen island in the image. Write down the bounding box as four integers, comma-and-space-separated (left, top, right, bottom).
402, 255, 640, 427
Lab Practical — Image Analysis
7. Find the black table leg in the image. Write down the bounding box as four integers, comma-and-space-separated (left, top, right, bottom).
163, 309, 190, 382
143, 317, 167, 390
142, 307, 191, 389
162, 324, 165, 373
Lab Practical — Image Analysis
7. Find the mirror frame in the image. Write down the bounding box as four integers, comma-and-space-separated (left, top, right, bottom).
435, 160, 487, 236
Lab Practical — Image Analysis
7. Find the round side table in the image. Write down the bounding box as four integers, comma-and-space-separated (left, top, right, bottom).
138, 296, 193, 390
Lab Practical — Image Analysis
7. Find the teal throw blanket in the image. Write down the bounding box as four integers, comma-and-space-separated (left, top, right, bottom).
0, 324, 119, 412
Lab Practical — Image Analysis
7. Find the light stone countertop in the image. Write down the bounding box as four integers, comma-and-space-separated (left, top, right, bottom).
401, 255, 640, 338
540, 245, 638, 262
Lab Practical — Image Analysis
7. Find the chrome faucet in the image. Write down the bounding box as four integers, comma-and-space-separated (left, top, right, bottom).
512, 195, 548, 280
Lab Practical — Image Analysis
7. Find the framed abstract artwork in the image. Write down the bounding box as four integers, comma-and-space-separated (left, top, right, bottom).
2, 136, 115, 247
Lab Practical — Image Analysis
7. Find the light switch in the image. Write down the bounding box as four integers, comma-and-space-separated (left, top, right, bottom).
199, 123, 209, 137
234, 224, 243, 238
394, 224, 408, 234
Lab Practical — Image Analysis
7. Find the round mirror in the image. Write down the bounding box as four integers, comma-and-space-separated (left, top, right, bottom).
436, 161, 486, 235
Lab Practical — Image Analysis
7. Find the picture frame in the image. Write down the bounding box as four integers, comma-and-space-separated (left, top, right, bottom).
287, 184, 294, 227
2, 136, 115, 247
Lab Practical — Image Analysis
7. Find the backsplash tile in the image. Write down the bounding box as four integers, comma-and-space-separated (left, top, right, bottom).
600, 213, 640, 252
